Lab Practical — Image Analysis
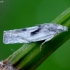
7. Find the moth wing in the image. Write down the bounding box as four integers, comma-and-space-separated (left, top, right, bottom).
3, 33, 30, 44
3, 25, 41, 44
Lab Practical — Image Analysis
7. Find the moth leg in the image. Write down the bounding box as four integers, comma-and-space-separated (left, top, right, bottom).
40, 34, 55, 50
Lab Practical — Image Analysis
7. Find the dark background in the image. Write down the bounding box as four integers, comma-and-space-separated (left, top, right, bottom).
0, 0, 70, 70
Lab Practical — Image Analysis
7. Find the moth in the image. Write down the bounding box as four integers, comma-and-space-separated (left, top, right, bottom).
3, 23, 68, 50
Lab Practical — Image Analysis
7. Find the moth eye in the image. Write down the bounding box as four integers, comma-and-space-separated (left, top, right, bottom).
48, 27, 56, 31
21, 28, 27, 31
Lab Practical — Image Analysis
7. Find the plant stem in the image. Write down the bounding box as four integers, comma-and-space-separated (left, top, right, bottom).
5, 7, 70, 70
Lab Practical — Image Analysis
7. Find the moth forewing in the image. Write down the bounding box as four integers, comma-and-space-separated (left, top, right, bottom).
3, 23, 68, 50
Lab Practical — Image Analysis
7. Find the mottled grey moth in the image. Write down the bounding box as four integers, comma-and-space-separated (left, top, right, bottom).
3, 23, 68, 50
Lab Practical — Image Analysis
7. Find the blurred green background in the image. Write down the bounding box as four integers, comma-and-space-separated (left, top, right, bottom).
0, 0, 70, 70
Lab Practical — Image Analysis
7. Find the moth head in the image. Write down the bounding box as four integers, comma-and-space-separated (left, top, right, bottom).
57, 25, 68, 32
